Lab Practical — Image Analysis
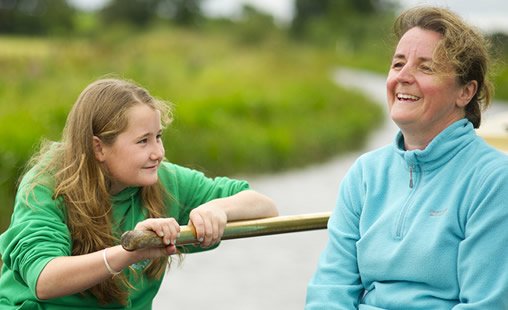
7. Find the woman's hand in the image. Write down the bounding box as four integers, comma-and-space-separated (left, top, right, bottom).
134, 217, 181, 258
188, 202, 228, 248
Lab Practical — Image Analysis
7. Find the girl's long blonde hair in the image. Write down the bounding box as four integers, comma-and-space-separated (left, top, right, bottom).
27, 78, 173, 305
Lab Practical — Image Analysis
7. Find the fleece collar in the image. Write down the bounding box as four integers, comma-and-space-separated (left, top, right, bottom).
393, 118, 476, 172
111, 186, 139, 204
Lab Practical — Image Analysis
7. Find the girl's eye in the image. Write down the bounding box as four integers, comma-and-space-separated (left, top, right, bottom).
138, 138, 148, 144
156, 134, 163, 140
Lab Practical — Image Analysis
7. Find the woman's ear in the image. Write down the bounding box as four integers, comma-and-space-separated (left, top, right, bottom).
93, 136, 106, 162
457, 80, 478, 108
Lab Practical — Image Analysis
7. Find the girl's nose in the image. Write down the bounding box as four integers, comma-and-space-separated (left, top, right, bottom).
150, 144, 164, 161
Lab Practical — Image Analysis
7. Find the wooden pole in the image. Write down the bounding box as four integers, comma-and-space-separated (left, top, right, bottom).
121, 212, 331, 251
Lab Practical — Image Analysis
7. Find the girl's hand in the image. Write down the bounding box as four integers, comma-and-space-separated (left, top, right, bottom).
188, 202, 228, 248
133, 217, 181, 258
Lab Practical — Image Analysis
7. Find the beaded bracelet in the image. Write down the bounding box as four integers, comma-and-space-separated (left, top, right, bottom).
103, 248, 122, 276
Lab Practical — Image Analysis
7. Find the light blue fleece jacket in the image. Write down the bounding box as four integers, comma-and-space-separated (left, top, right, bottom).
306, 119, 508, 309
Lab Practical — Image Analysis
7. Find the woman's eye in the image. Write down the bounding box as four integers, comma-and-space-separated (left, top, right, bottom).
420, 64, 434, 73
391, 62, 404, 69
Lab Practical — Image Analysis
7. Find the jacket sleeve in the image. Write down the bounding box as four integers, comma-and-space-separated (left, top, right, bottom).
0, 181, 72, 299
453, 163, 508, 309
172, 164, 250, 222
160, 163, 250, 254
305, 160, 365, 309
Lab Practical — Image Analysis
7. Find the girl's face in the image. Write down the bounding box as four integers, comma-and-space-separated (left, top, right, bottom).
386, 27, 472, 145
95, 104, 165, 195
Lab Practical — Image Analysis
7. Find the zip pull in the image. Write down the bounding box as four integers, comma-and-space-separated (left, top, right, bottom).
409, 166, 414, 188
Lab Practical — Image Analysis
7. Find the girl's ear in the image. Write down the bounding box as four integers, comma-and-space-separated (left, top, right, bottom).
93, 136, 106, 162
457, 80, 478, 108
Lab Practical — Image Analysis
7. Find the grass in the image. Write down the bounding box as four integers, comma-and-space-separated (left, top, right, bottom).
2, 25, 507, 233
0, 28, 384, 232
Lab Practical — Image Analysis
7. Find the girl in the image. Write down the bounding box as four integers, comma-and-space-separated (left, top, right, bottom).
0, 78, 278, 309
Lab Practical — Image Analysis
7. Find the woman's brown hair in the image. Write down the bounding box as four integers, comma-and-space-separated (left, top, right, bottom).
393, 6, 493, 128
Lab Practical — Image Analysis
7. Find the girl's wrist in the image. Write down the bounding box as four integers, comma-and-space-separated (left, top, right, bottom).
105, 245, 143, 273
103, 248, 122, 276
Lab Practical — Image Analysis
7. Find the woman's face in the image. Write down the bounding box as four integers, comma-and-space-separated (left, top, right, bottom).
96, 104, 165, 195
386, 27, 469, 142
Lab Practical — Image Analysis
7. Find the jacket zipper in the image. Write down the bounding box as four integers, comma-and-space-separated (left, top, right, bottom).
409, 165, 413, 189
395, 164, 416, 238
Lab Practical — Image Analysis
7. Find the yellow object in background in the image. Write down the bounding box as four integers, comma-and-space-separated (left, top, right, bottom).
477, 112, 508, 153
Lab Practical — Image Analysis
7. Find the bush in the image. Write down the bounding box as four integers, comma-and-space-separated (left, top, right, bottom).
0, 28, 383, 232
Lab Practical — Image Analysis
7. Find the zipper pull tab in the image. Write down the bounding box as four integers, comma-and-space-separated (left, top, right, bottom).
409, 166, 414, 188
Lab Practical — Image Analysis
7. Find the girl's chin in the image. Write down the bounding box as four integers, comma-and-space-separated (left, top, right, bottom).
143, 177, 159, 186
136, 175, 159, 187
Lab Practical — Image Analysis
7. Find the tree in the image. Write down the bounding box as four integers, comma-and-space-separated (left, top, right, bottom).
99, 0, 203, 28
0, 0, 76, 35
100, 0, 160, 27
290, 0, 396, 39
157, 0, 202, 26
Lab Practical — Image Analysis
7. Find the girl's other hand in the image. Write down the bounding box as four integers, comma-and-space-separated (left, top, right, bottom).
188, 202, 228, 248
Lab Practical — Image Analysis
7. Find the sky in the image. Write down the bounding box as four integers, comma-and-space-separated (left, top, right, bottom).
68, 0, 508, 33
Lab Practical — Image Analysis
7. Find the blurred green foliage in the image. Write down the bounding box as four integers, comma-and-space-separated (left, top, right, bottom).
291, 0, 397, 45
491, 33, 508, 100
0, 0, 204, 34
0, 0, 507, 235
0, 0, 76, 35
99, 0, 202, 27
0, 23, 385, 232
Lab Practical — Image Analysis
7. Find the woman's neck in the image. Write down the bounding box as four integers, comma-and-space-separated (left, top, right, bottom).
401, 129, 437, 151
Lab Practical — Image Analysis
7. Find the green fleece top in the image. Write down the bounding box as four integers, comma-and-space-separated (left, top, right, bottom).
0, 161, 249, 309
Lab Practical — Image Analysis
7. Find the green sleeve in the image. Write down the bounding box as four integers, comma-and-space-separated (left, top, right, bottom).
157, 162, 250, 253
158, 162, 250, 222
0, 174, 71, 299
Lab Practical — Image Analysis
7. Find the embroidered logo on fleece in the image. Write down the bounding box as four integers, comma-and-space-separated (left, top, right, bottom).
429, 208, 448, 216
131, 259, 150, 270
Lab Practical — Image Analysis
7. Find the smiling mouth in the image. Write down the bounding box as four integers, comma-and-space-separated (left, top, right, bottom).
143, 165, 159, 170
396, 93, 421, 102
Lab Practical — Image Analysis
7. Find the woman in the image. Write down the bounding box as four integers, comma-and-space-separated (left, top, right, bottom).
306, 6, 508, 309
0, 78, 278, 309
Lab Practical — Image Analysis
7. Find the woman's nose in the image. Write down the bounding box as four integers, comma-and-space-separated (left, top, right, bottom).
396, 65, 415, 84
